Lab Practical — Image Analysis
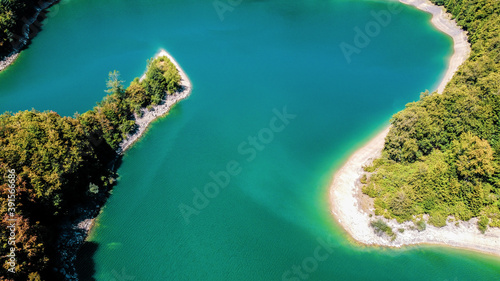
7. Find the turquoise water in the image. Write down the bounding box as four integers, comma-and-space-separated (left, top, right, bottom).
1, 0, 500, 280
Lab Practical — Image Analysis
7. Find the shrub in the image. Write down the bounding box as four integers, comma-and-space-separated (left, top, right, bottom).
478, 216, 489, 234
415, 219, 426, 232
360, 174, 368, 184
370, 219, 396, 240
362, 183, 379, 198
363, 164, 376, 173
89, 183, 99, 194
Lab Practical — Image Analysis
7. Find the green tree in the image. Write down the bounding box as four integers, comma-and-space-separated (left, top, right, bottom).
451, 132, 495, 181
106, 70, 125, 98
144, 62, 168, 105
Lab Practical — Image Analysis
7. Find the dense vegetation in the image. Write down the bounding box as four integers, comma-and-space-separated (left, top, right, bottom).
0, 0, 55, 57
0, 56, 181, 280
364, 0, 500, 232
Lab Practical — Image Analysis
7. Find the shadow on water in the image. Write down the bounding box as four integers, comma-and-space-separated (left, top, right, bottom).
75, 241, 99, 281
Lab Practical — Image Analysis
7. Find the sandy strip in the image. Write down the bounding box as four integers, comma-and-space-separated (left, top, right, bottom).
330, 128, 390, 243
329, 0, 500, 257
118, 49, 192, 154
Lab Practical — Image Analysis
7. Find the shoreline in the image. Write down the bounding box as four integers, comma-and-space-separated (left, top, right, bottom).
399, 0, 471, 94
329, 0, 500, 258
56, 49, 192, 280
0, 53, 20, 72
0, 0, 60, 72
118, 49, 193, 154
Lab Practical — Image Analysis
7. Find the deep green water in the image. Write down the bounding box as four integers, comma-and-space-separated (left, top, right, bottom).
1, 0, 500, 280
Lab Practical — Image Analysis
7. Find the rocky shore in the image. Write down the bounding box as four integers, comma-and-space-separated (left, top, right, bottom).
0, 54, 20, 72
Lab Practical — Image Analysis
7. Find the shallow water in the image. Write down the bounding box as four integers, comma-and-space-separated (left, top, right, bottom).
1, 0, 499, 280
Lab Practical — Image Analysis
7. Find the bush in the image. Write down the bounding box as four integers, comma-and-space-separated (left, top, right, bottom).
360, 174, 368, 184
478, 216, 489, 234
88, 183, 99, 194
389, 191, 413, 221
362, 183, 379, 198
370, 219, 396, 240
415, 219, 426, 232
363, 164, 376, 173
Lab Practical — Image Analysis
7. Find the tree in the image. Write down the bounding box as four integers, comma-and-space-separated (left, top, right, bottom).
144, 60, 168, 104
106, 70, 125, 98
451, 132, 495, 181
126, 80, 149, 109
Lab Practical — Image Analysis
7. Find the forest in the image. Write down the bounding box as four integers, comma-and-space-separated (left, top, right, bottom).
363, 0, 500, 233
0, 56, 180, 280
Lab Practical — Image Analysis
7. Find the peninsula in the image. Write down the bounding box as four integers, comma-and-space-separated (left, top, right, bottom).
330, 0, 500, 257
0, 49, 191, 280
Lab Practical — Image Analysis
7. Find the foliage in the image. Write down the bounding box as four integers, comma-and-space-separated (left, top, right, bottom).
0, 111, 102, 279
0, 0, 55, 56
364, 0, 500, 232
0, 55, 181, 279
79, 72, 135, 150
88, 183, 99, 195
0, 111, 101, 214
126, 79, 149, 113
156, 56, 181, 94
0, 0, 25, 55
360, 174, 368, 184
415, 219, 426, 232
428, 210, 447, 227
370, 219, 396, 241
478, 216, 489, 233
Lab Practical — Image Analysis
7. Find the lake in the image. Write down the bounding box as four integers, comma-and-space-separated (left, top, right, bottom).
1, 0, 499, 280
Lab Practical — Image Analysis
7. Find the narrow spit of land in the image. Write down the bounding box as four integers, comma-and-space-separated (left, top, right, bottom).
118, 49, 193, 154
57, 49, 192, 280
